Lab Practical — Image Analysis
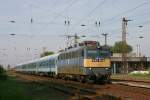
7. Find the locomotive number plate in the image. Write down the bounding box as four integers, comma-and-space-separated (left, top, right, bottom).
92, 58, 104, 62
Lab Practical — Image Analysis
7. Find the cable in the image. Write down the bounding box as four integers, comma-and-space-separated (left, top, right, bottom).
70, 0, 108, 32
103, 0, 150, 24
31, 0, 79, 34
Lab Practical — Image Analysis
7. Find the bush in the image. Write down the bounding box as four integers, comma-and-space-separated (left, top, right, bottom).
0, 65, 7, 80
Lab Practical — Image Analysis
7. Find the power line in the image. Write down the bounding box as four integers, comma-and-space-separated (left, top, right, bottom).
102, 0, 150, 24
70, 0, 108, 31
25, 0, 79, 22
31, 0, 79, 34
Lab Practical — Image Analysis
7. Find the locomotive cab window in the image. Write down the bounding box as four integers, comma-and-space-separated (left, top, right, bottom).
86, 49, 100, 58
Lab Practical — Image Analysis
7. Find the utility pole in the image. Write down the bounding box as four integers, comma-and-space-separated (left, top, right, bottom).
138, 36, 144, 57
122, 17, 132, 74
102, 33, 108, 46
64, 20, 71, 47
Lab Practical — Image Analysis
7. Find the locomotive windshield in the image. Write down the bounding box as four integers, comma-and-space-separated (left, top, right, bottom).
86, 47, 111, 58
86, 49, 100, 58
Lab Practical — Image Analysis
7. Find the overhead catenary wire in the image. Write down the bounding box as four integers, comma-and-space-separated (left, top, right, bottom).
102, 0, 150, 24
70, 0, 108, 32
2, 0, 150, 41
30, 0, 79, 34
76, 1, 150, 33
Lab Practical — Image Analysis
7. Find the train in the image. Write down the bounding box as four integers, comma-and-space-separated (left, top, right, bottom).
15, 41, 111, 83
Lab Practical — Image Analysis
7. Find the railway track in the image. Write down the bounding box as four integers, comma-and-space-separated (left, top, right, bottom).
9, 72, 100, 99
10, 71, 150, 100
112, 79, 150, 89
112, 78, 150, 83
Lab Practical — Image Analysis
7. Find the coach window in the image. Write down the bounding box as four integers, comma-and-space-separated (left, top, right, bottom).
63, 54, 65, 59
77, 51, 79, 57
71, 52, 73, 58
62, 53, 65, 60
66, 53, 68, 59
70, 52, 72, 58
72, 52, 74, 58
63, 53, 65, 59
74, 51, 76, 58
44, 61, 47, 67
81, 50, 84, 57
76, 51, 78, 57
61, 54, 63, 59
40, 62, 42, 67
58, 54, 62, 60
75, 51, 77, 58
59, 54, 61, 60
68, 53, 70, 59
59, 55, 60, 60
59, 55, 61, 60
30, 63, 32, 68
66, 53, 67, 59
58, 55, 60, 60
67, 53, 69, 59
60, 55, 61, 60
78, 50, 80, 57
72, 52, 75, 58
70, 52, 72, 59
49, 60, 51, 66
74, 51, 77, 58
62, 53, 64, 59
60, 54, 63, 60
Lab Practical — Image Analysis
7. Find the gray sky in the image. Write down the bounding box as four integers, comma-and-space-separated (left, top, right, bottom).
0, 0, 150, 67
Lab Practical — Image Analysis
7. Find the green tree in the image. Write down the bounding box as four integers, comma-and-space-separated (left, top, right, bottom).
0, 65, 7, 80
40, 51, 54, 57
110, 41, 133, 53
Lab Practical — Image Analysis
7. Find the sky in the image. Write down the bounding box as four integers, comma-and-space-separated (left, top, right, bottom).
0, 0, 150, 67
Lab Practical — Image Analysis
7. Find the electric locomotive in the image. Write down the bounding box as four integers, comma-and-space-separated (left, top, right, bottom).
57, 41, 111, 82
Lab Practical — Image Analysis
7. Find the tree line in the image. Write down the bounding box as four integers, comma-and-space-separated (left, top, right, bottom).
0, 65, 7, 80
40, 41, 133, 57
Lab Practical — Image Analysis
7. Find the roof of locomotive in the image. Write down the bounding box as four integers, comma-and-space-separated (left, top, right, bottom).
58, 40, 100, 54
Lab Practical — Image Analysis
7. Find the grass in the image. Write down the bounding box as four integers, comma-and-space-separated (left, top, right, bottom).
111, 73, 150, 82
130, 73, 150, 78
0, 77, 69, 100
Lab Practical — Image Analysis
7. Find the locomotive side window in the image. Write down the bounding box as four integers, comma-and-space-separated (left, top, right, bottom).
81, 50, 84, 57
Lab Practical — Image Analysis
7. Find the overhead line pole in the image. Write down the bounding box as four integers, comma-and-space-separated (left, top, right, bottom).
122, 17, 131, 74
102, 33, 108, 46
